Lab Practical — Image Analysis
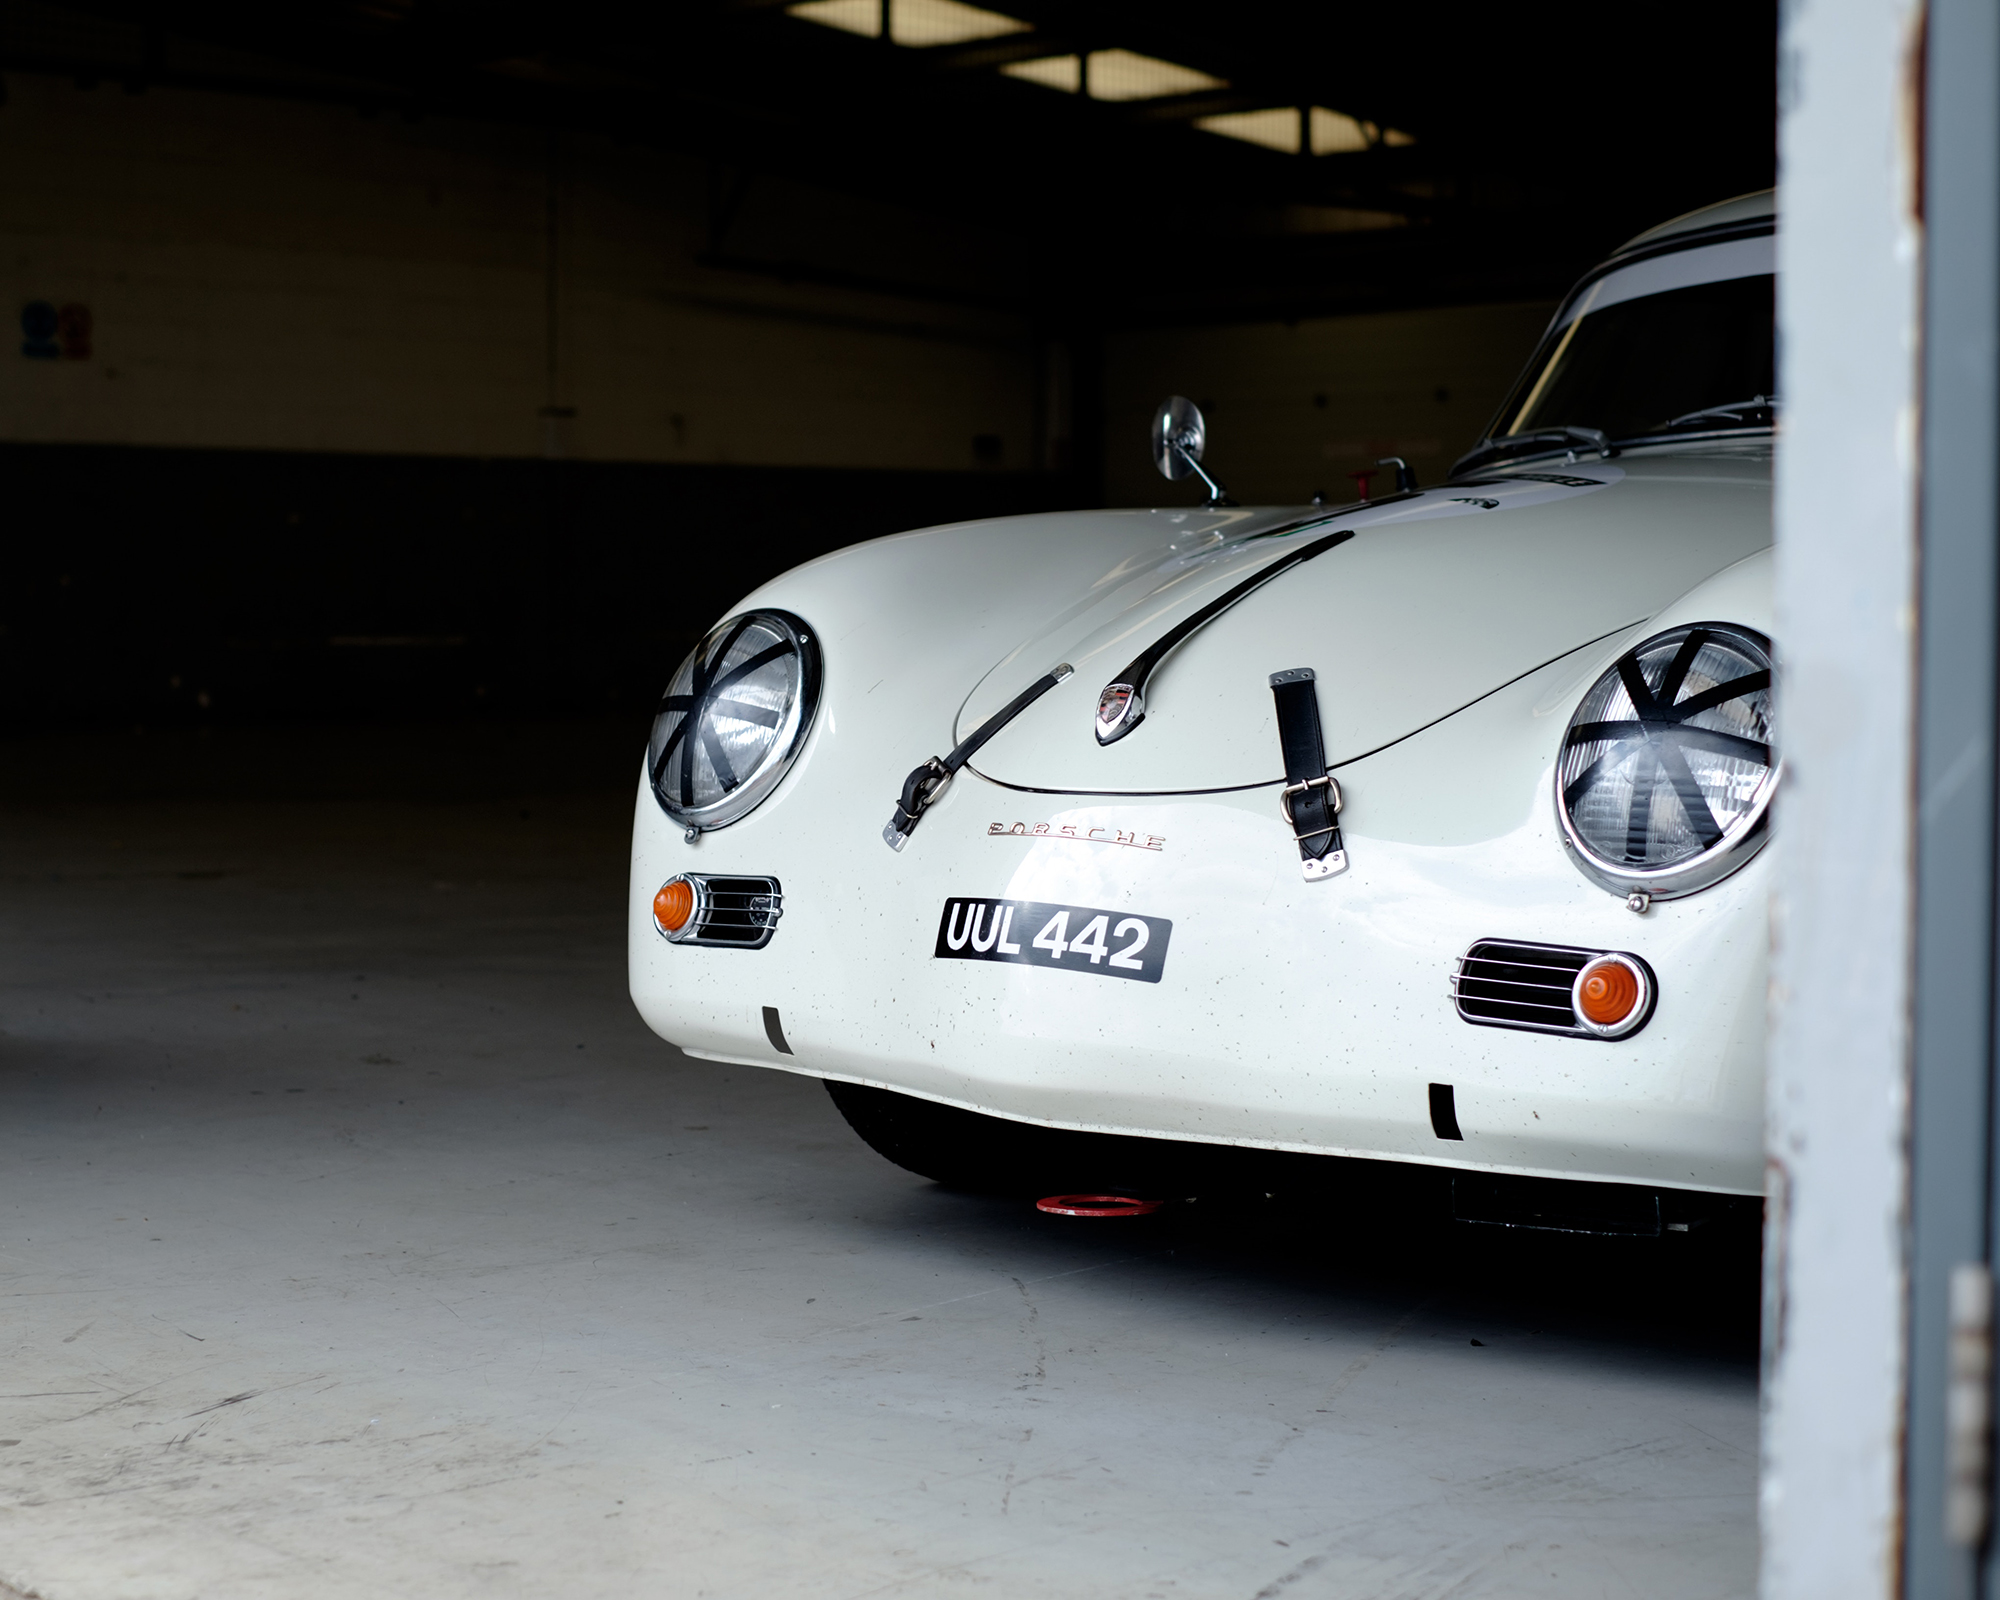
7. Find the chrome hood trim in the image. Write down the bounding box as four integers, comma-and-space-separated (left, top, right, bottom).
953, 453, 1771, 795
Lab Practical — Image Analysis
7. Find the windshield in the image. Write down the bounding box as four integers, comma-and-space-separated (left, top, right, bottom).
1490, 234, 1775, 448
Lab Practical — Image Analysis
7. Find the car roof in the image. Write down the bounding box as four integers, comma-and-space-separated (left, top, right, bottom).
1615, 189, 1776, 255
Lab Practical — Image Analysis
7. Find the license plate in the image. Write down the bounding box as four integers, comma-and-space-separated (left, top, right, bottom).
933, 897, 1171, 984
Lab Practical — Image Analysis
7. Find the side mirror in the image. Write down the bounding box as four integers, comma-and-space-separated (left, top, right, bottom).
1150, 396, 1234, 507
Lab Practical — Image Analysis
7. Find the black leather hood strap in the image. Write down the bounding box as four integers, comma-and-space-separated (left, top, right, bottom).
1269, 667, 1347, 881
884, 664, 1073, 851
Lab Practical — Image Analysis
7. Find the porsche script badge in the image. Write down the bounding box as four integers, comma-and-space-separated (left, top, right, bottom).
988, 822, 1165, 852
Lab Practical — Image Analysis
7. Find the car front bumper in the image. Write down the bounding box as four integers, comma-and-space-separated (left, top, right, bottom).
628, 748, 1766, 1197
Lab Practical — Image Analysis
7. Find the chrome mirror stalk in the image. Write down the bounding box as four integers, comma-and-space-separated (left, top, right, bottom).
1150, 395, 1235, 507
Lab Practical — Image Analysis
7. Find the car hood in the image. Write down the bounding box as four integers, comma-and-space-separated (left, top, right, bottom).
955, 451, 1773, 794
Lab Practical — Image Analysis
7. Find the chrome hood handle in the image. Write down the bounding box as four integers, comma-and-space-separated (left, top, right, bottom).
1094, 527, 1355, 746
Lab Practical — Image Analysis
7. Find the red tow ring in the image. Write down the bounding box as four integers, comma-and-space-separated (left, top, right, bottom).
1035, 1194, 1163, 1218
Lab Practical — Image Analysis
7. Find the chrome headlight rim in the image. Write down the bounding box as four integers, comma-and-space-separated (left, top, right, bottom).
648, 608, 822, 833
1555, 621, 1776, 901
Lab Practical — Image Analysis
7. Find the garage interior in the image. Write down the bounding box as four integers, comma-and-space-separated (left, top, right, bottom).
2, 3, 1778, 1596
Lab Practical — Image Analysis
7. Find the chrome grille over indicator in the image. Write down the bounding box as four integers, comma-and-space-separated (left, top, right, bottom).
1452, 938, 1657, 1040
653, 874, 784, 949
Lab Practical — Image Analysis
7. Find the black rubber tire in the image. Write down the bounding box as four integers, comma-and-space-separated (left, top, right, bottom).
823, 1081, 1459, 1219
824, 1080, 1119, 1196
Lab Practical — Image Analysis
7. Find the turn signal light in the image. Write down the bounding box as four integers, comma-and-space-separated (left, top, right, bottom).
651, 873, 784, 949
1571, 954, 1652, 1038
1453, 938, 1656, 1041
654, 877, 696, 933
1576, 961, 1637, 1024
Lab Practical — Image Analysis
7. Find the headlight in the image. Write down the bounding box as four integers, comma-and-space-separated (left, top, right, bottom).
647, 609, 822, 834
1556, 622, 1775, 900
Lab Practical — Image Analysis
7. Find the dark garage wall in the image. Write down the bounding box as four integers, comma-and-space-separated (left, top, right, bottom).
5, 441, 1079, 728
0, 60, 1077, 730
0, 68, 1048, 472
0, 58, 1568, 732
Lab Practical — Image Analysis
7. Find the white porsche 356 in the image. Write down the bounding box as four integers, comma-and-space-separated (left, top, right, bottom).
628, 190, 1776, 1233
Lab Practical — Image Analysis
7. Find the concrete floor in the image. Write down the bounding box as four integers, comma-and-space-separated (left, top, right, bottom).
0, 727, 1759, 1600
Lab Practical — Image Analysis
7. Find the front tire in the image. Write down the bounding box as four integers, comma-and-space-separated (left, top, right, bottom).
824, 1080, 1126, 1196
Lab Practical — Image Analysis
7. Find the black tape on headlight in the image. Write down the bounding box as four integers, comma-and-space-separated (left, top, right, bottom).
647, 610, 822, 835
1556, 621, 1775, 900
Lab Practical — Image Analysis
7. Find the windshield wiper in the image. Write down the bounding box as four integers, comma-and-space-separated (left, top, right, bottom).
1449, 426, 1615, 478
1652, 396, 1779, 432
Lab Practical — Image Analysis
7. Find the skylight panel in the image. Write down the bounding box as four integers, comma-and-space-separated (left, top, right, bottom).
1000, 49, 1225, 99
1195, 106, 1416, 154
788, 0, 1030, 44
1083, 50, 1225, 100
894, 0, 1029, 44
787, 0, 880, 38
1309, 108, 1371, 154
1194, 108, 1298, 151
1000, 55, 1082, 92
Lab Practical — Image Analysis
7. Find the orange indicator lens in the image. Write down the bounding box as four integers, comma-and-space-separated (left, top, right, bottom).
1576, 958, 1641, 1026
654, 878, 696, 933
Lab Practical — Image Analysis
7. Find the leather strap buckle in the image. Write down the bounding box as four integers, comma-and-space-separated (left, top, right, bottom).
913, 757, 950, 806
1279, 773, 1344, 843
884, 665, 1073, 851
1268, 666, 1348, 881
